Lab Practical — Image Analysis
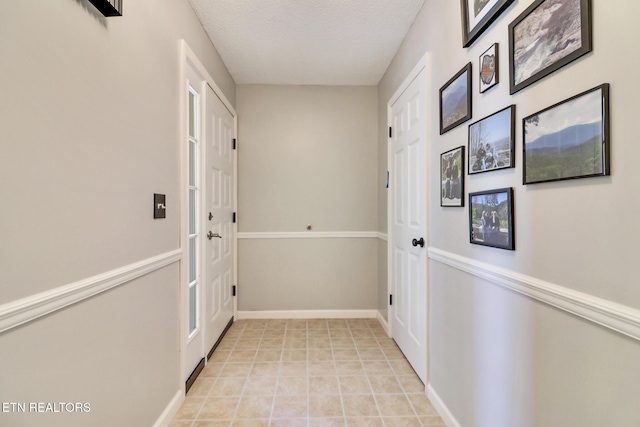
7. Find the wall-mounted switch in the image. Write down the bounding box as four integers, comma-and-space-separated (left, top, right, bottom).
154, 194, 166, 219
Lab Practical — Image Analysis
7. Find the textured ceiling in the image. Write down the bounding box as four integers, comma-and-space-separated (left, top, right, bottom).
189, 0, 426, 85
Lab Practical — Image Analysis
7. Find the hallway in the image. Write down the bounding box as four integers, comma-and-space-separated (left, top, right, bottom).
170, 319, 445, 426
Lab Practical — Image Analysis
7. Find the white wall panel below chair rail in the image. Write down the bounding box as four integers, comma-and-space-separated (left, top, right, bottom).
428, 247, 640, 342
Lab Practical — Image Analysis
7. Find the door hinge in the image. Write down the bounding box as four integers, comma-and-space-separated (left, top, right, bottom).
232, 138, 237, 150
233, 212, 237, 223
232, 285, 236, 296
389, 294, 393, 306
389, 127, 393, 138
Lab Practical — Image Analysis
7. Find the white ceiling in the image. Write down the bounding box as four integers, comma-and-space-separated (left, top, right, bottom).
188, 0, 426, 85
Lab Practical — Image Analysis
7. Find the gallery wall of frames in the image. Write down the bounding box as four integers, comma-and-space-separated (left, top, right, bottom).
441, 0, 607, 251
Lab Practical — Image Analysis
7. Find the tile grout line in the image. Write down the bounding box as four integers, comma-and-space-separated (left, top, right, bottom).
358, 321, 387, 427
232, 321, 271, 424
329, 319, 348, 426
189, 321, 243, 425
267, 320, 286, 427
379, 329, 424, 426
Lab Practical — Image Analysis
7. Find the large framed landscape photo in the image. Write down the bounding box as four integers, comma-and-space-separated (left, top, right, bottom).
461, 0, 515, 48
468, 105, 515, 174
440, 63, 472, 135
509, 0, 592, 94
523, 84, 610, 185
469, 187, 514, 250
441, 146, 465, 207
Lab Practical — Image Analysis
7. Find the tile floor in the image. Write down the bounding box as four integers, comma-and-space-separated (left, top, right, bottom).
170, 318, 445, 427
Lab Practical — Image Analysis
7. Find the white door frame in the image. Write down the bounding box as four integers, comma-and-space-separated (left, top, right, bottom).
387, 52, 430, 383
180, 40, 238, 389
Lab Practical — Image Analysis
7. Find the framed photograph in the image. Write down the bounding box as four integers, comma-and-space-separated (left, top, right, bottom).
441, 146, 465, 207
440, 63, 472, 135
479, 43, 499, 93
469, 187, 514, 250
468, 105, 515, 174
523, 84, 610, 185
509, 0, 592, 94
461, 0, 515, 47
88, 0, 123, 16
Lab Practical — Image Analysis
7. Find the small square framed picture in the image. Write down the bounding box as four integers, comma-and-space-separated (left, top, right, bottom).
479, 43, 499, 93
469, 187, 514, 250
440, 146, 465, 207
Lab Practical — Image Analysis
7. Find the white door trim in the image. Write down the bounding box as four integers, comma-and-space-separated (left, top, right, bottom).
180, 40, 237, 389
387, 52, 430, 382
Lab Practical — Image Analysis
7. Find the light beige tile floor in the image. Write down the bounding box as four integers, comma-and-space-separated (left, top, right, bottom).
170, 319, 445, 427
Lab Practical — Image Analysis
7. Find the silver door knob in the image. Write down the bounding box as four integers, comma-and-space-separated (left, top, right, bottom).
207, 231, 222, 240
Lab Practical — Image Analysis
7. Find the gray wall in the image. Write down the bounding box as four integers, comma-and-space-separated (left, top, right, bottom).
379, 0, 640, 425
236, 85, 378, 311
0, 0, 234, 425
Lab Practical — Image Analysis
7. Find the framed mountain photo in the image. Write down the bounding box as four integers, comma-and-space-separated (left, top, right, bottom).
522, 84, 610, 185
440, 63, 472, 134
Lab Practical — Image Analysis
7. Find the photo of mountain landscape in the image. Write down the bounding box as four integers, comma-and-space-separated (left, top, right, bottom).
440, 63, 471, 134
523, 84, 609, 184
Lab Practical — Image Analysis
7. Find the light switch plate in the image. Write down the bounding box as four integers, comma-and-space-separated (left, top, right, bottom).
154, 194, 166, 219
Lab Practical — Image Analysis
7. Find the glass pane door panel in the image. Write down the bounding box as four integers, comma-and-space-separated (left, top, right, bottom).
189, 141, 196, 186
188, 283, 197, 335
189, 237, 197, 283
189, 189, 197, 235
189, 91, 196, 138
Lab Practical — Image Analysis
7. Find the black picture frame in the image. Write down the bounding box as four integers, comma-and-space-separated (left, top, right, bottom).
88, 0, 122, 16
479, 43, 499, 93
523, 83, 610, 185
441, 146, 465, 207
440, 63, 472, 135
509, 0, 592, 94
461, 0, 515, 48
469, 187, 514, 250
468, 105, 515, 174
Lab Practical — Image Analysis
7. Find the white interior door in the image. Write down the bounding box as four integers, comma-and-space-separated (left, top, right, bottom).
390, 65, 428, 384
203, 85, 235, 354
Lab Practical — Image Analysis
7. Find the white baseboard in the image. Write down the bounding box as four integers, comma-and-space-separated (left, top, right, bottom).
153, 389, 183, 427
427, 384, 461, 427
237, 309, 378, 320
376, 310, 391, 336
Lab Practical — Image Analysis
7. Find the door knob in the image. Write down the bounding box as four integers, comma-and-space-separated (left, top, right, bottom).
208, 212, 213, 221
412, 237, 424, 248
207, 231, 222, 240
